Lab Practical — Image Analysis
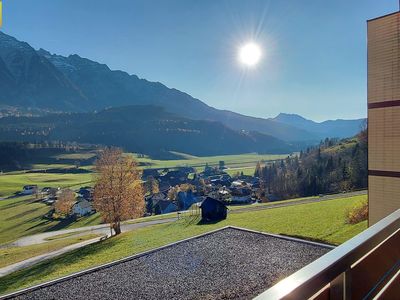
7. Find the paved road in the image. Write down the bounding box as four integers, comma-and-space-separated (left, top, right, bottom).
0, 236, 105, 277
10, 217, 177, 247
230, 190, 367, 214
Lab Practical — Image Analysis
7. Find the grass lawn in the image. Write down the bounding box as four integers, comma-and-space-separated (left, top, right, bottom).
0, 234, 100, 269
53, 153, 97, 160
0, 195, 367, 295
0, 196, 102, 245
0, 172, 93, 197
133, 153, 289, 170
225, 166, 256, 176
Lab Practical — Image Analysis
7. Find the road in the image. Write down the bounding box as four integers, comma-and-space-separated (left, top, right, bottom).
0, 236, 105, 277
10, 217, 177, 247
230, 190, 367, 214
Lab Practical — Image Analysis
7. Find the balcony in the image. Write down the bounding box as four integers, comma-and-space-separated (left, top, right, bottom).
254, 208, 400, 299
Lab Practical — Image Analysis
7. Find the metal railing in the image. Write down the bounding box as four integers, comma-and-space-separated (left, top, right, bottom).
254, 208, 400, 300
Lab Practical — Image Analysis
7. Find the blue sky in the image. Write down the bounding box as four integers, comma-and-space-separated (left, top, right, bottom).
2, 0, 398, 121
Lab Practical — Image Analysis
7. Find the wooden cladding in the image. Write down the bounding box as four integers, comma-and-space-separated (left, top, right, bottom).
367, 12, 400, 104
368, 12, 400, 225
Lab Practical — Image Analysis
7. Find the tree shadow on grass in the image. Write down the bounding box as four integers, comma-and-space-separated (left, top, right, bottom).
1, 197, 37, 210
196, 218, 226, 226
43, 218, 77, 232
4, 207, 43, 221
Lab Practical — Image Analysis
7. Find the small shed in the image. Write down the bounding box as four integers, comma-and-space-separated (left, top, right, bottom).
200, 197, 227, 222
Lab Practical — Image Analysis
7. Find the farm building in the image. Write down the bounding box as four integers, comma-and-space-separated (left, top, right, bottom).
200, 197, 227, 222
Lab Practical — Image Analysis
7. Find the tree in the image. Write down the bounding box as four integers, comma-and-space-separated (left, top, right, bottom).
254, 162, 262, 177
145, 176, 159, 195
167, 186, 179, 201
94, 148, 144, 235
54, 189, 75, 217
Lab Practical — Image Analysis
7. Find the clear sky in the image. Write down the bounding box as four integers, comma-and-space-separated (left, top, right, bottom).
1, 0, 398, 121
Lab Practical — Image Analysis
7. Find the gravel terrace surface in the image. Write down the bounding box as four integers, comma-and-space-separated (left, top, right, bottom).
8, 228, 330, 300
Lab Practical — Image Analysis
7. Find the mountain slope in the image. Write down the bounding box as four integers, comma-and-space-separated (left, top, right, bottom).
272, 113, 365, 139
0, 31, 363, 142
0, 105, 294, 157
0, 32, 314, 141
40, 50, 315, 142
0, 32, 89, 110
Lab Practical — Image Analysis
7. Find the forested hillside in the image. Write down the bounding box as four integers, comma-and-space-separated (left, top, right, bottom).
0, 106, 294, 158
257, 128, 368, 199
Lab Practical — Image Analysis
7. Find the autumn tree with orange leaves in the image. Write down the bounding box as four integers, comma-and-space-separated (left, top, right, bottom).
94, 148, 144, 235
54, 189, 75, 217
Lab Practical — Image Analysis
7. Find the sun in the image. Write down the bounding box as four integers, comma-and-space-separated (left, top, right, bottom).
238, 42, 262, 67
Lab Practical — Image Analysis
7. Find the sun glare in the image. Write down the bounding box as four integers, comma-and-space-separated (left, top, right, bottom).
238, 42, 262, 67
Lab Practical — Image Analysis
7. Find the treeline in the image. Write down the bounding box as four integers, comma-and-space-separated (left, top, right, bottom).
0, 142, 96, 171
256, 130, 367, 199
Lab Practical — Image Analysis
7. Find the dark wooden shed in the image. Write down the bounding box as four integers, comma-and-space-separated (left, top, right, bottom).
200, 197, 227, 222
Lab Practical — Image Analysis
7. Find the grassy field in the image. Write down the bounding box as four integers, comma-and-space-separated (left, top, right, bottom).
0, 195, 367, 295
225, 166, 256, 176
0, 152, 288, 197
133, 153, 289, 170
0, 196, 102, 245
0, 234, 100, 269
0, 172, 93, 197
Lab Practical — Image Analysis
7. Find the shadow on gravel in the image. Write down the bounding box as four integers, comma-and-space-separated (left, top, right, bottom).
279, 233, 336, 247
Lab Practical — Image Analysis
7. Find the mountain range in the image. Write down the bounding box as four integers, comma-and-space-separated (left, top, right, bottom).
0, 31, 365, 157
0, 106, 294, 158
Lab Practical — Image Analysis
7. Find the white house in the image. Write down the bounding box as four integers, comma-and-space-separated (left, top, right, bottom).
72, 199, 93, 216
22, 185, 38, 195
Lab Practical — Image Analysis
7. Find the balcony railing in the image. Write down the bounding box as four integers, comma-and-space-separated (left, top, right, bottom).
254, 208, 400, 300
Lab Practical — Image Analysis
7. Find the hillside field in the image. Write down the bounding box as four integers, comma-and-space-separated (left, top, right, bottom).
0, 196, 103, 245
133, 152, 289, 170
0, 152, 288, 197
0, 195, 367, 295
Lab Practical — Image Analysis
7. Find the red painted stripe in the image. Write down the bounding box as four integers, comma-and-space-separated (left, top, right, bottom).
369, 170, 400, 178
368, 100, 400, 109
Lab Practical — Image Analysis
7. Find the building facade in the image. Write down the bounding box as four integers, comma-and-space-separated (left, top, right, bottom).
367, 12, 400, 225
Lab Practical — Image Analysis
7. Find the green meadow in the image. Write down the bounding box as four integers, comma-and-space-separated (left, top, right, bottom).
0, 152, 288, 197
133, 152, 289, 170
0, 194, 367, 295
0, 172, 93, 197
0, 196, 102, 245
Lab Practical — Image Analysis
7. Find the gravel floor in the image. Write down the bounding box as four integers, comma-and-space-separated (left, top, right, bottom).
9, 228, 330, 300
